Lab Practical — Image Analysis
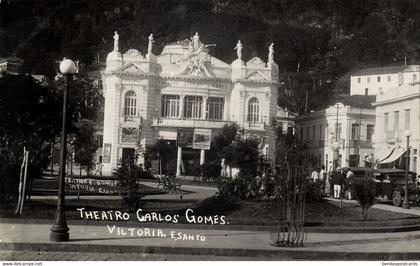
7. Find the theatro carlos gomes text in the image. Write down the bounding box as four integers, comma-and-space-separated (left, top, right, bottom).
77, 208, 229, 242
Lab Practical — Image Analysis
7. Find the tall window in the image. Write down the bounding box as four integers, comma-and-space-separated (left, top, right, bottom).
387, 75, 391, 82
405, 109, 410, 130
413, 74, 418, 83
367, 125, 374, 141
335, 123, 342, 140
351, 123, 360, 140
357, 77, 361, 83
377, 76, 381, 82
124, 91, 137, 117
161, 95, 180, 118
365, 88, 369, 95
247, 97, 259, 122
367, 77, 371, 83
184, 96, 202, 119
206, 97, 224, 120
300, 127, 303, 141
394, 111, 399, 134
384, 113, 388, 132
312, 125, 316, 141
306, 126, 309, 141
319, 125, 323, 140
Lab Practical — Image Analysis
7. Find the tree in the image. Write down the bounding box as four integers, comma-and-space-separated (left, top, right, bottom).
0, 74, 61, 166
73, 119, 97, 177
145, 139, 177, 175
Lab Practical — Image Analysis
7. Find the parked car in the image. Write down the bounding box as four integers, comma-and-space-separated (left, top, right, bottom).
331, 167, 418, 206
373, 168, 417, 207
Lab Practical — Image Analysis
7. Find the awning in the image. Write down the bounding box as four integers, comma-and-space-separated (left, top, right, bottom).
379, 147, 407, 164
375, 147, 394, 163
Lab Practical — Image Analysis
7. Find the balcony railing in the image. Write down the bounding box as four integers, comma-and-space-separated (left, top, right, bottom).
122, 116, 142, 123
349, 139, 373, 148
152, 117, 230, 129
244, 121, 265, 131
386, 130, 402, 144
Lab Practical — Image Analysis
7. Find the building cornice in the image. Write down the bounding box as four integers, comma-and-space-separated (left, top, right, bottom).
102, 70, 280, 86
373, 92, 420, 106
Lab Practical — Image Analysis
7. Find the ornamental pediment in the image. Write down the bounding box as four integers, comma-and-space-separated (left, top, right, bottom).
121, 63, 146, 73
247, 57, 265, 67
246, 71, 270, 81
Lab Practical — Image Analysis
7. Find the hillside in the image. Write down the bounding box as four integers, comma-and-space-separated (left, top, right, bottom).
1, 0, 419, 113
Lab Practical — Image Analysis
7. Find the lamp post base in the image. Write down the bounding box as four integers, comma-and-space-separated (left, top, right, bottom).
50, 224, 69, 242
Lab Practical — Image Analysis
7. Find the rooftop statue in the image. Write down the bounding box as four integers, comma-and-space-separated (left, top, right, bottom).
148, 33, 154, 55
192, 32, 201, 51
234, 40, 243, 60
268, 43, 274, 63
113, 31, 119, 52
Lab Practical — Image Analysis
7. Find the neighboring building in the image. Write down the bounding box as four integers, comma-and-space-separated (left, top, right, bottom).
294, 97, 376, 170
275, 106, 296, 134
350, 65, 419, 96
101, 32, 279, 176
372, 81, 420, 174
0, 56, 24, 75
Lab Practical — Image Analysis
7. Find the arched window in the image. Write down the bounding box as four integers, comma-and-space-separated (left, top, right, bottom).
124, 91, 137, 117
247, 97, 259, 122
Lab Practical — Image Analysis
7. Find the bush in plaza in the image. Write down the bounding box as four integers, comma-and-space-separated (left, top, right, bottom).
217, 170, 276, 201
305, 180, 324, 202
0, 161, 20, 202
114, 163, 146, 211
201, 161, 222, 179
352, 178, 376, 220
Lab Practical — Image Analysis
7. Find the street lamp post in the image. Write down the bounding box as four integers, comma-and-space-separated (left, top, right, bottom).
50, 58, 76, 242
402, 129, 411, 209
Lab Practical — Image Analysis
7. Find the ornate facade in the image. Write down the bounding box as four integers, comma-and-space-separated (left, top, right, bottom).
101, 32, 279, 176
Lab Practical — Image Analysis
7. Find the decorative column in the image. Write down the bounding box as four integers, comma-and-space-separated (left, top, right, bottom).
176, 147, 182, 177
200, 149, 205, 165
202, 96, 208, 119
179, 95, 185, 118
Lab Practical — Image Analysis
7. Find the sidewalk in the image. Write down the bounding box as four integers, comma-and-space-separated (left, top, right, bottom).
326, 197, 420, 216
1, 221, 420, 260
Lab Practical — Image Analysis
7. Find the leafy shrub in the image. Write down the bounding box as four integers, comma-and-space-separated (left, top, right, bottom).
114, 164, 146, 211
0, 162, 20, 201
217, 172, 275, 201
201, 161, 222, 179
352, 178, 376, 220
305, 180, 323, 202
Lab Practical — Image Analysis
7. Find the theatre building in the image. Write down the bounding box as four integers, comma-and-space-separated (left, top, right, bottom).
101, 32, 279, 176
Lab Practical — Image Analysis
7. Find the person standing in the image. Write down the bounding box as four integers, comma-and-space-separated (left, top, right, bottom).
311, 167, 320, 182
320, 165, 328, 195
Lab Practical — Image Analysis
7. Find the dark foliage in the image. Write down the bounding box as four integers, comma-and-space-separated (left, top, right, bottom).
114, 163, 146, 211
201, 161, 222, 179
352, 178, 376, 220
2, 0, 418, 113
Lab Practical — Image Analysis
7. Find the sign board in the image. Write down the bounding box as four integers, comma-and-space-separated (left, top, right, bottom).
103, 143, 111, 163
176, 129, 194, 147
121, 127, 139, 143
193, 129, 212, 150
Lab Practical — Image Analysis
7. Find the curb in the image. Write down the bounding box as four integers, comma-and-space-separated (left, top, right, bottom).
1, 218, 420, 233
0, 242, 420, 260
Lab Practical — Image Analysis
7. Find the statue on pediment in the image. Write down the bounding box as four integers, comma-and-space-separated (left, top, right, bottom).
234, 40, 243, 60
124, 49, 141, 56
113, 31, 119, 52
268, 43, 274, 63
148, 34, 154, 55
